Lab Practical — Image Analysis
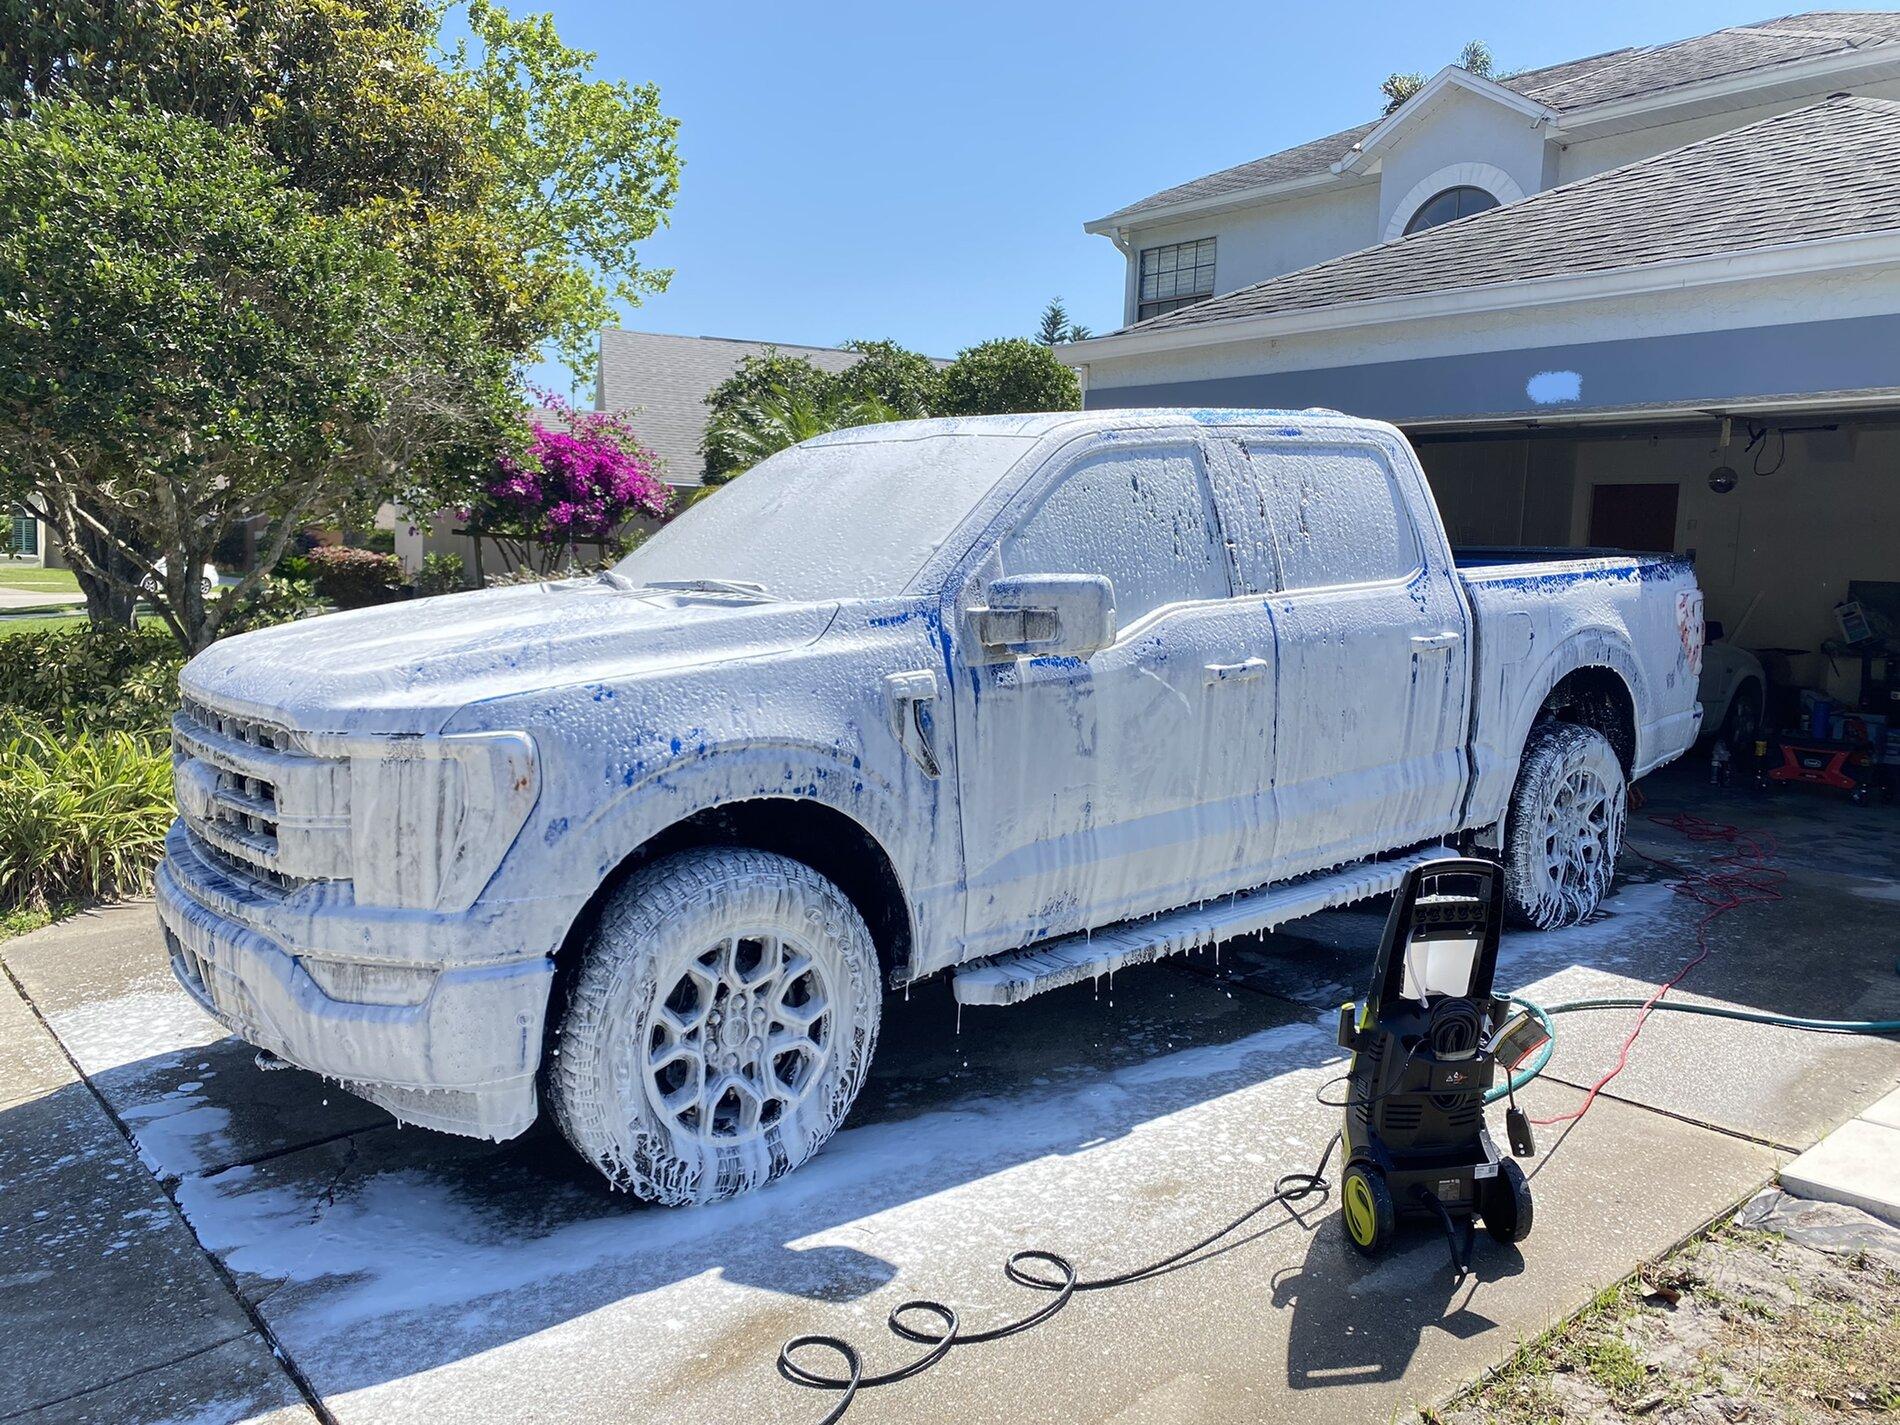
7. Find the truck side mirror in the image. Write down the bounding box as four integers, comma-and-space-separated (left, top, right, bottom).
970, 574, 1116, 663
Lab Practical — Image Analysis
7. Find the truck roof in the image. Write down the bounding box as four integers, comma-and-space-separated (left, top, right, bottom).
802, 407, 1375, 446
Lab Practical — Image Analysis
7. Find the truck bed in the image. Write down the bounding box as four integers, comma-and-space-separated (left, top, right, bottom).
1452, 546, 1703, 829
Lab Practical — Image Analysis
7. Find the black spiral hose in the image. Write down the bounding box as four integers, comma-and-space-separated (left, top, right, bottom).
777, 1132, 1343, 1425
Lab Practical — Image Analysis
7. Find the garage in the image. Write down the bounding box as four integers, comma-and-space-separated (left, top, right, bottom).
1414, 404, 1900, 784
1066, 92, 1900, 799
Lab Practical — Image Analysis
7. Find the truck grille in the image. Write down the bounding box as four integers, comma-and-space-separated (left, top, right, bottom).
172, 696, 351, 889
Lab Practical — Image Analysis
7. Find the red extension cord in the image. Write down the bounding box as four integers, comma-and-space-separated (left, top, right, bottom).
1531, 810, 1788, 1128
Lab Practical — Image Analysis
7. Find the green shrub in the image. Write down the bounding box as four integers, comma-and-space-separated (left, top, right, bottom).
414, 552, 466, 596
0, 716, 173, 910
0, 624, 182, 736
305, 545, 405, 608
934, 337, 1080, 416
225, 575, 325, 632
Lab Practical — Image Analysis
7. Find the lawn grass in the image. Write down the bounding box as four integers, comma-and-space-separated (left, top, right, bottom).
0, 611, 170, 637
0, 610, 90, 635
0, 564, 81, 594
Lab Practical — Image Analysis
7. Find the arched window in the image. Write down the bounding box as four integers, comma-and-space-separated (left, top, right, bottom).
1402, 185, 1499, 235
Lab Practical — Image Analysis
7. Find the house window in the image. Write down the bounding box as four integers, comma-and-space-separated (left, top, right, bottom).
1402, 185, 1499, 235
7, 506, 37, 558
1137, 238, 1216, 321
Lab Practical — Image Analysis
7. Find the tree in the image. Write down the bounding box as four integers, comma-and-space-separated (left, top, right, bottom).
833, 340, 938, 417
934, 339, 1081, 417
702, 387, 901, 482
0, 0, 683, 375
1383, 39, 1499, 115
467, 395, 670, 575
700, 351, 839, 483
0, 101, 515, 652
1036, 297, 1092, 345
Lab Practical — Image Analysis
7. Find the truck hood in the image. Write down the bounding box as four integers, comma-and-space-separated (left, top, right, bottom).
181, 579, 839, 735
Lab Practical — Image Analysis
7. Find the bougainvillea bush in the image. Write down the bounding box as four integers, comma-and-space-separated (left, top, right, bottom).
473, 396, 670, 574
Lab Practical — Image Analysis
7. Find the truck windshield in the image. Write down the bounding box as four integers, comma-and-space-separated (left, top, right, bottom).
613, 432, 1037, 603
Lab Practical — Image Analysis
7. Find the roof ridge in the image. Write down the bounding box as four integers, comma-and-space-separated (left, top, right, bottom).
603, 327, 854, 355
1121, 92, 1883, 336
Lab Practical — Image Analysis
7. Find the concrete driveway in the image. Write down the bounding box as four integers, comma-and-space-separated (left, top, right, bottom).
3, 765, 1896, 1425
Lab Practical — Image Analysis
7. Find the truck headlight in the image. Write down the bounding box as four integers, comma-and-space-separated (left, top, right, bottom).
348, 732, 539, 910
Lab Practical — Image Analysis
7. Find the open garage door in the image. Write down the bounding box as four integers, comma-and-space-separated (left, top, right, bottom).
1408, 403, 1900, 775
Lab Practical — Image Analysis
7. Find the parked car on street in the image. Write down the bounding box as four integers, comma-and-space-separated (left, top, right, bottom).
157, 410, 1703, 1202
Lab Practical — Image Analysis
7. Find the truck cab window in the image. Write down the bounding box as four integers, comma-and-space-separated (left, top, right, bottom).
1243, 443, 1422, 590
999, 444, 1230, 627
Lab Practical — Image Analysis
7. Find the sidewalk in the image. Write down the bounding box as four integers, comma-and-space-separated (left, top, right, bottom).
1, 771, 1896, 1424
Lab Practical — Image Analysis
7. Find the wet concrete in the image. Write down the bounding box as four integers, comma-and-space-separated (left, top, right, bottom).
0, 764, 1894, 1424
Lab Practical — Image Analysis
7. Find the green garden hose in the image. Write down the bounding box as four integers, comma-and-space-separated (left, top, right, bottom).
1487, 994, 1900, 1105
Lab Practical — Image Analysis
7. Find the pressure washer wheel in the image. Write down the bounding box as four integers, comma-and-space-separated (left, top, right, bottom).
1341, 1163, 1396, 1256
1479, 1158, 1534, 1244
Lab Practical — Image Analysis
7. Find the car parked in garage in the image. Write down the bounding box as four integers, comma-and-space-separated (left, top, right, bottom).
155, 410, 1704, 1203
1698, 621, 1766, 750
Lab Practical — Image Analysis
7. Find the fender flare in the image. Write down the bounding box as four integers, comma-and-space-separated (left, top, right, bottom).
549, 739, 935, 974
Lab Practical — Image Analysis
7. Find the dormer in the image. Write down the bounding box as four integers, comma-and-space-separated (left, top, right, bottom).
1334, 67, 1559, 241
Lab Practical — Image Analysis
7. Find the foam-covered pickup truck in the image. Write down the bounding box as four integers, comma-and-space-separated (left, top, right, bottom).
158, 410, 1704, 1202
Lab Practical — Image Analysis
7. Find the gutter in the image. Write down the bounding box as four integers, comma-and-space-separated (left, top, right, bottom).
1054, 228, 1900, 366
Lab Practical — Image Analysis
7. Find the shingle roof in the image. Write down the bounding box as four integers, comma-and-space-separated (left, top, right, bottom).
1120, 95, 1900, 336
596, 330, 942, 486
1095, 11, 1900, 224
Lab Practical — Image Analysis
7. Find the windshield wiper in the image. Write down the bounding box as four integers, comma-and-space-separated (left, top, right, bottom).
629, 578, 777, 601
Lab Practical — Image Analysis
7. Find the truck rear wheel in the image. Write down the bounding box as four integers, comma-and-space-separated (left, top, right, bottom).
1502, 722, 1627, 930
547, 847, 881, 1203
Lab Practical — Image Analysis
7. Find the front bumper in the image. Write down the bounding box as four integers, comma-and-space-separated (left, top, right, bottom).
155, 821, 554, 1140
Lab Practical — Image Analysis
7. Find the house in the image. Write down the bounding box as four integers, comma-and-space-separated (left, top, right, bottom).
1061, 12, 1900, 689
595, 329, 946, 487
6, 503, 46, 564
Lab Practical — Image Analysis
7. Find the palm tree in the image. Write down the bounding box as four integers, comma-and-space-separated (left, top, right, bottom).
699, 384, 903, 486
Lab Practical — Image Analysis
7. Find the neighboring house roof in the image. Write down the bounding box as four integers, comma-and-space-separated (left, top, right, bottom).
1091, 11, 1900, 227
1097, 95, 1900, 340
596, 330, 911, 485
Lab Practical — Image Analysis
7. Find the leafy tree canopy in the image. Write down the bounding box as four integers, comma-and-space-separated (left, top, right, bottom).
0, 0, 681, 371
0, 100, 515, 650
934, 338, 1080, 417
700, 351, 841, 483
833, 339, 938, 417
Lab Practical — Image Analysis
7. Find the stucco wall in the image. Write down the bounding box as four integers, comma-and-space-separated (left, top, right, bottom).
1372, 87, 1544, 238
1114, 182, 1380, 325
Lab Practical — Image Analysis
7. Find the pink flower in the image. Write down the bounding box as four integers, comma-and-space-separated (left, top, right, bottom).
479, 392, 670, 542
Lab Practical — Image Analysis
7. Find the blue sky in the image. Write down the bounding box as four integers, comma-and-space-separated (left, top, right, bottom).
531, 0, 1814, 396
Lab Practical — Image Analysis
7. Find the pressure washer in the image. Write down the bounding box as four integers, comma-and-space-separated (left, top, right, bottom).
777, 835, 1900, 1425
1329, 856, 1547, 1273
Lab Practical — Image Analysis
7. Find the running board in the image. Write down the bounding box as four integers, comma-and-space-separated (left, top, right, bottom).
951, 846, 1455, 1007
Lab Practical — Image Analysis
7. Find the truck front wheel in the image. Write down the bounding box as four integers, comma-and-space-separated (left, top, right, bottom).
1502, 722, 1628, 930
547, 848, 881, 1203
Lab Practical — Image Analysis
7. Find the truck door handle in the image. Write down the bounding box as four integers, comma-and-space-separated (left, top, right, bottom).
1204, 657, 1270, 683
1411, 632, 1460, 651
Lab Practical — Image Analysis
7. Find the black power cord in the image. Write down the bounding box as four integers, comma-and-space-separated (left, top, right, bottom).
777, 1132, 1343, 1425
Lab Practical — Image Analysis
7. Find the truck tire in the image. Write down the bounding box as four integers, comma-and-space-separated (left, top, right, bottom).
547, 848, 881, 1203
1502, 722, 1627, 930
